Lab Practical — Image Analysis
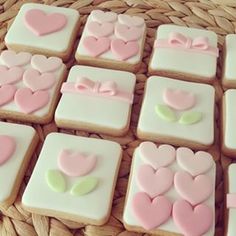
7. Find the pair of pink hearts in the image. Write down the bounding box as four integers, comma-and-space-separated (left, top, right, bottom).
0, 135, 16, 166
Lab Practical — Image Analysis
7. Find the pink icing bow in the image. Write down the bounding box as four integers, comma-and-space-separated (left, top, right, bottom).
227, 193, 236, 208
154, 32, 219, 57
61, 77, 133, 104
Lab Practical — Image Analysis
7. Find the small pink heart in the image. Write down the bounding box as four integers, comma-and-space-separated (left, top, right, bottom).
132, 192, 172, 230
23, 69, 55, 92
24, 9, 67, 36
0, 85, 16, 106
0, 66, 23, 86
137, 165, 173, 198
0, 135, 16, 165
177, 147, 213, 176
174, 171, 213, 205
91, 10, 117, 23
14, 88, 50, 114
31, 55, 62, 73
83, 36, 110, 57
111, 39, 139, 60
118, 14, 144, 27
58, 150, 97, 177
173, 200, 213, 236
139, 142, 175, 169
1, 50, 31, 67
87, 21, 114, 38
163, 88, 196, 111
115, 23, 142, 42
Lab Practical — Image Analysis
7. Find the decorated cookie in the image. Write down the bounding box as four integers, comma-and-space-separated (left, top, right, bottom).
0, 50, 66, 124
123, 142, 215, 235
148, 24, 218, 83
0, 121, 38, 209
22, 133, 122, 224
137, 76, 215, 149
55, 65, 136, 136
5, 3, 80, 61
75, 10, 146, 72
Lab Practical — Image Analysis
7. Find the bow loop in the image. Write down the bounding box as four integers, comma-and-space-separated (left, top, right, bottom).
75, 77, 95, 91
169, 32, 192, 49
99, 81, 117, 96
192, 37, 209, 50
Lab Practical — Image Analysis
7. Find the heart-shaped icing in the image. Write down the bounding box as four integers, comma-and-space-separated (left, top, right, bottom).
137, 165, 173, 198
132, 192, 172, 230
139, 142, 175, 169
115, 23, 142, 42
58, 150, 97, 177
83, 36, 110, 57
91, 10, 117, 23
87, 22, 114, 38
0, 85, 16, 106
163, 88, 196, 111
173, 200, 213, 236
174, 171, 213, 205
24, 9, 67, 36
0, 135, 16, 165
1, 50, 31, 67
177, 147, 213, 176
111, 39, 139, 60
0, 66, 23, 86
23, 69, 55, 92
31, 55, 62, 73
14, 88, 50, 114
118, 14, 144, 27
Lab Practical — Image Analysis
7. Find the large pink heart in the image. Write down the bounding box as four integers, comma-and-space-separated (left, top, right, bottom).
83, 36, 110, 57
177, 147, 213, 176
1, 50, 31, 67
23, 69, 55, 92
0, 66, 23, 86
24, 9, 67, 36
14, 88, 50, 114
0, 135, 16, 165
139, 142, 175, 169
174, 171, 213, 205
87, 22, 114, 38
137, 165, 173, 198
132, 192, 172, 230
0, 85, 16, 106
173, 200, 213, 236
91, 10, 117, 23
58, 150, 97, 177
118, 14, 144, 27
115, 23, 142, 42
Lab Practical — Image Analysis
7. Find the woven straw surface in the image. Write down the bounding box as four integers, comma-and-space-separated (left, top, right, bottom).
0, 0, 235, 235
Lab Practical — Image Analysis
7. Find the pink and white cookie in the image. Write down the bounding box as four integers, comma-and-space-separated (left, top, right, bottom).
137, 76, 215, 150
149, 24, 218, 83
22, 133, 122, 225
123, 142, 216, 235
0, 50, 66, 124
75, 10, 146, 72
5, 3, 80, 61
0, 121, 38, 209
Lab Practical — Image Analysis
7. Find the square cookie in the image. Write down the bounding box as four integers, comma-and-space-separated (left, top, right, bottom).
148, 24, 218, 83
55, 65, 136, 136
0, 50, 66, 124
22, 133, 122, 225
123, 142, 215, 235
0, 121, 38, 209
137, 76, 215, 150
75, 10, 146, 72
5, 3, 80, 61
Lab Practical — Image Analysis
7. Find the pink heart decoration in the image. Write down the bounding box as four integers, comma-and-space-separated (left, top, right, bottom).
87, 21, 114, 38
23, 69, 55, 92
132, 192, 172, 230
139, 142, 175, 169
0, 135, 16, 165
174, 171, 213, 205
115, 23, 142, 42
14, 88, 50, 114
0, 85, 16, 106
1, 50, 31, 67
173, 200, 213, 236
163, 88, 196, 111
91, 10, 117, 23
24, 9, 67, 36
83, 36, 110, 57
31, 55, 62, 73
137, 165, 173, 198
111, 39, 139, 60
118, 14, 144, 27
177, 147, 213, 176
58, 150, 97, 177
0, 66, 23, 86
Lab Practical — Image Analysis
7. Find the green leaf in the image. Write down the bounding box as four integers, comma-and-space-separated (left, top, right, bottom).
71, 177, 98, 196
179, 111, 202, 125
155, 104, 177, 122
45, 170, 66, 193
